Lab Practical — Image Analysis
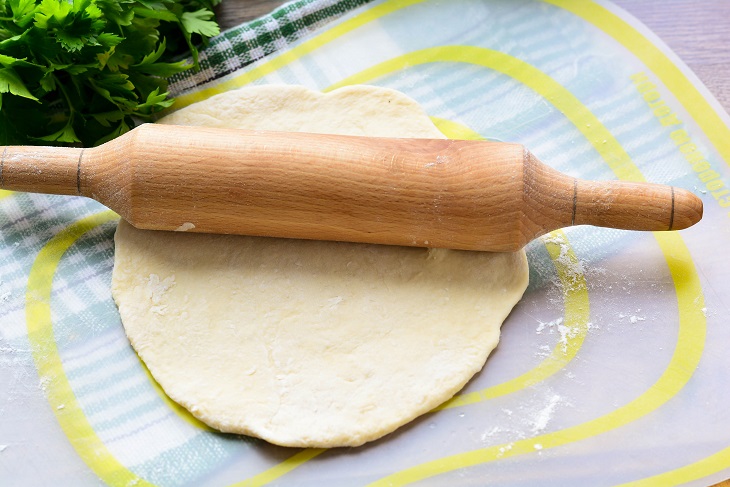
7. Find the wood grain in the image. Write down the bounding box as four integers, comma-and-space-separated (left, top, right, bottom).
613, 0, 730, 113
0, 124, 703, 251
215, 0, 284, 27
216, 0, 730, 114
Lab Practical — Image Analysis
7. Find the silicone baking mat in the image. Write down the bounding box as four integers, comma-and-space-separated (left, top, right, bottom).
2, 0, 730, 485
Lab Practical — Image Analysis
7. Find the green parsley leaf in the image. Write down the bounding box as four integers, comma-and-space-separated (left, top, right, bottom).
35, 120, 81, 143
0, 65, 38, 100
0, 0, 222, 146
181, 8, 219, 37
8, 0, 40, 28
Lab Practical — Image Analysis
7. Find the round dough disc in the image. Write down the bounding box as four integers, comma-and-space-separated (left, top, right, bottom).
112, 85, 529, 448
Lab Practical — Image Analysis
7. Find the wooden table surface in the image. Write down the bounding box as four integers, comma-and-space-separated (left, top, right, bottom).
215, 0, 730, 115
214, 1, 729, 485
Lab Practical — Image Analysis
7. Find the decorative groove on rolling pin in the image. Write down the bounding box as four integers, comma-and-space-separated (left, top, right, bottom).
571, 179, 578, 226
0, 146, 6, 189
76, 149, 85, 196
669, 186, 675, 231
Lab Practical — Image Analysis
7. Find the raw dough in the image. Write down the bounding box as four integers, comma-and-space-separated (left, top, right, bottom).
112, 85, 529, 448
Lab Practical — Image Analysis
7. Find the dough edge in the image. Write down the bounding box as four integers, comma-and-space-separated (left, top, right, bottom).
113, 85, 529, 448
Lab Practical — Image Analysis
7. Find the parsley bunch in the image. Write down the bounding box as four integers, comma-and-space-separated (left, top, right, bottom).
0, 0, 221, 146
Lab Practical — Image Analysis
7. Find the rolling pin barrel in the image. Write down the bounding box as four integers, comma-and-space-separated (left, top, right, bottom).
0, 124, 703, 252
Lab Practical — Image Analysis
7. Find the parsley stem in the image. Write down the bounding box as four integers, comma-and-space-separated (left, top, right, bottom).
54, 75, 76, 121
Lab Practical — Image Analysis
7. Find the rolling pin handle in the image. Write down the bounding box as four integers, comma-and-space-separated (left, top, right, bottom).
0, 144, 83, 196
668, 185, 703, 230
528, 149, 702, 237
570, 177, 702, 232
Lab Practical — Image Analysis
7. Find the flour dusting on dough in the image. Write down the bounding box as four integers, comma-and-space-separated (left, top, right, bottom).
145, 274, 175, 304
145, 274, 175, 315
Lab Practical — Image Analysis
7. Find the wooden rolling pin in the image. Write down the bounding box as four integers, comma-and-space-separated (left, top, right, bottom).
0, 123, 702, 252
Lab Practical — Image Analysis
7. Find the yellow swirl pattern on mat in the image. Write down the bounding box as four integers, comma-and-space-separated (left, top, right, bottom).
26, 214, 211, 434
25, 210, 155, 487
545, 0, 730, 167
230, 449, 327, 487
437, 230, 589, 410
0, 189, 13, 200
26, 212, 327, 486
546, 2, 729, 483
368, 231, 704, 486
616, 445, 730, 487
138, 359, 213, 432
429, 117, 483, 140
